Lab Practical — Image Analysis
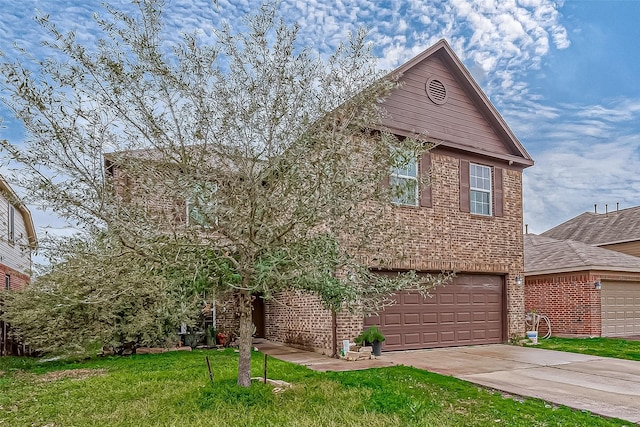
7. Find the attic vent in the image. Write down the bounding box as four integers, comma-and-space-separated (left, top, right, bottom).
426, 77, 448, 105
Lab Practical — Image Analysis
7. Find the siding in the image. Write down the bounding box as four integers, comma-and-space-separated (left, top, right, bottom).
0, 195, 32, 277
382, 52, 514, 156
600, 241, 640, 258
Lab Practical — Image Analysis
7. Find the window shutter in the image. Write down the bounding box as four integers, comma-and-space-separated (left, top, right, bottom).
494, 167, 504, 217
459, 159, 470, 213
419, 153, 432, 208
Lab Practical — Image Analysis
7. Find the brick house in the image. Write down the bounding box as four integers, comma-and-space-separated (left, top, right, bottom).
256, 39, 534, 353
525, 206, 640, 337
1, 174, 37, 356
108, 39, 534, 354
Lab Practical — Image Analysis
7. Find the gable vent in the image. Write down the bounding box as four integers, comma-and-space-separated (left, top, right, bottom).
426, 77, 448, 105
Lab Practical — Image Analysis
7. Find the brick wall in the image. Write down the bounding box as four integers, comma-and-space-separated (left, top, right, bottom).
0, 264, 30, 291
265, 150, 526, 353
355, 150, 526, 337
525, 272, 601, 336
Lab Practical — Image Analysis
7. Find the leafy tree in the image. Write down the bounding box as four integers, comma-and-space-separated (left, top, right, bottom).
0, 1, 449, 386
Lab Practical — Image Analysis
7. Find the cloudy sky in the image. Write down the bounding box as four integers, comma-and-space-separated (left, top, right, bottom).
1, 0, 639, 238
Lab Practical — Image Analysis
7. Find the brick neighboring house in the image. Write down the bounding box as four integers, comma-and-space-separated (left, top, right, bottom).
1, 174, 37, 356
524, 206, 640, 338
261, 39, 534, 353
525, 234, 640, 337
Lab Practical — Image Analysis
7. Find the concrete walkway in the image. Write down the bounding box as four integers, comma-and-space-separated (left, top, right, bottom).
255, 341, 640, 423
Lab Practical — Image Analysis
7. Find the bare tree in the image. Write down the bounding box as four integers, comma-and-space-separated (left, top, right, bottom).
0, 1, 448, 386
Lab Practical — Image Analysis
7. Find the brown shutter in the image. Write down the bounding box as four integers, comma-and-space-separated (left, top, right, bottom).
459, 159, 470, 213
419, 153, 432, 208
494, 167, 504, 217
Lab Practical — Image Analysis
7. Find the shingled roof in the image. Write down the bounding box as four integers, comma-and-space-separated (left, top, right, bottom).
541, 206, 640, 245
524, 234, 640, 275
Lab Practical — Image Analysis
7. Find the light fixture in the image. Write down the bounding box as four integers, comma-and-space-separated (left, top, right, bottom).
515, 275, 523, 286
594, 281, 602, 290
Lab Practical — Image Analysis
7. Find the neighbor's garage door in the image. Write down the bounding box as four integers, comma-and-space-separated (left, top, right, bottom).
601, 281, 640, 337
364, 274, 504, 351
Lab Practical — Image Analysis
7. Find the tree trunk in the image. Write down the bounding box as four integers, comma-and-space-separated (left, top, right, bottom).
237, 289, 254, 387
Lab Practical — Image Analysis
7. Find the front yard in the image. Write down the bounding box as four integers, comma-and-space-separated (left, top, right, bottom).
0, 347, 629, 426
535, 336, 640, 361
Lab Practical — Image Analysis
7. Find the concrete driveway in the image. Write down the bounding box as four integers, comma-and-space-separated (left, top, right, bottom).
384, 345, 640, 423
256, 341, 640, 423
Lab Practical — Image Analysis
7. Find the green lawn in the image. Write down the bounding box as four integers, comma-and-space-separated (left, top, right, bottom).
0, 349, 629, 426
535, 336, 640, 361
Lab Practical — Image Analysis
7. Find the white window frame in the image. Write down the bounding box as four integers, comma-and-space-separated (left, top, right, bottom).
7, 205, 15, 244
390, 148, 419, 207
5, 274, 10, 291
470, 163, 492, 216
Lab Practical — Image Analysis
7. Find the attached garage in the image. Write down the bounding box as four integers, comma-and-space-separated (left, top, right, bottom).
365, 274, 505, 351
601, 281, 640, 337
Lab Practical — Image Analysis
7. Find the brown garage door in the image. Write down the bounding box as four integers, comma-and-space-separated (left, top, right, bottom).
601, 281, 640, 337
364, 274, 504, 351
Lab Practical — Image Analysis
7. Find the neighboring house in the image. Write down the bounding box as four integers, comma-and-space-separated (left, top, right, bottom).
542, 206, 640, 257
108, 39, 535, 354
525, 234, 640, 337
524, 206, 640, 338
0, 175, 37, 291
262, 39, 533, 353
1, 174, 37, 356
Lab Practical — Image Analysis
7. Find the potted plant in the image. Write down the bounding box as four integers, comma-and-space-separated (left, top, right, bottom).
205, 326, 217, 347
355, 326, 385, 356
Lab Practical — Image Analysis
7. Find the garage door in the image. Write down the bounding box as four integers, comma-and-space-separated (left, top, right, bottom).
601, 281, 640, 337
364, 274, 504, 351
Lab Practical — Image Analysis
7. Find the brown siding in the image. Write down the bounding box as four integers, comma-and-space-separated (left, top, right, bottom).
459, 159, 470, 212
494, 167, 504, 217
381, 52, 513, 156
600, 241, 640, 258
419, 153, 432, 208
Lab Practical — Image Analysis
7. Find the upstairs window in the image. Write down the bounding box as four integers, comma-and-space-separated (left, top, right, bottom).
390, 148, 418, 206
7, 205, 15, 244
187, 182, 218, 227
470, 163, 492, 215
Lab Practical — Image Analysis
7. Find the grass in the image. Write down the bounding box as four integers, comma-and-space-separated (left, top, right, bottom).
535, 336, 640, 361
0, 348, 631, 426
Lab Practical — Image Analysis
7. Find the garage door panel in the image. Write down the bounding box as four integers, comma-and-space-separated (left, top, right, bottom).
366, 274, 504, 351
440, 293, 454, 304
404, 313, 420, 325
602, 281, 640, 337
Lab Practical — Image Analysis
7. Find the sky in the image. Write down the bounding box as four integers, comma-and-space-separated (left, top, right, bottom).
1, 0, 639, 241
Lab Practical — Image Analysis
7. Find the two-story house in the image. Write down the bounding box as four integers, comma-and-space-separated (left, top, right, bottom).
107, 39, 534, 355
1, 174, 37, 356
252, 39, 534, 354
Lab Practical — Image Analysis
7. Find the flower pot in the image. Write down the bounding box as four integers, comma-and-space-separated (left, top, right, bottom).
372, 341, 382, 356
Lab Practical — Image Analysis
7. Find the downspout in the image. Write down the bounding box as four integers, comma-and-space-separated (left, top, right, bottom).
331, 310, 338, 358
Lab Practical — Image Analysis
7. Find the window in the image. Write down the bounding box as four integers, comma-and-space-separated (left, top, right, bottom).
470, 163, 492, 215
187, 182, 218, 227
7, 205, 14, 244
390, 148, 418, 206
4, 274, 10, 291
